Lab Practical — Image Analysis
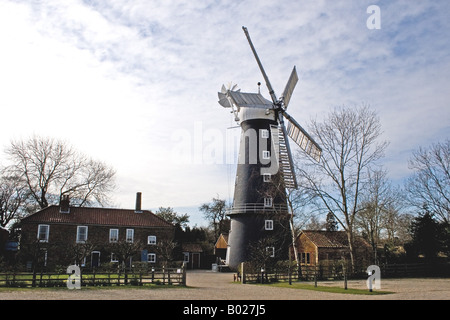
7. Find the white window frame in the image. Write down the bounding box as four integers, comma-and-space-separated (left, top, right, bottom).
265, 220, 274, 230
76, 226, 88, 243
126, 229, 134, 243
262, 150, 270, 159
147, 235, 156, 245
148, 253, 156, 263
260, 129, 269, 139
37, 224, 50, 243
111, 252, 119, 263
183, 252, 190, 263
109, 228, 119, 243
266, 247, 275, 258
263, 173, 271, 182
264, 197, 273, 207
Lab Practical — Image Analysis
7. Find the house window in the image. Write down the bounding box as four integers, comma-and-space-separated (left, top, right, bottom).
37, 224, 49, 242
183, 252, 190, 263
126, 229, 134, 243
109, 229, 119, 243
265, 220, 273, 230
148, 253, 156, 263
262, 150, 270, 159
301, 252, 311, 265
76, 226, 88, 243
111, 253, 119, 263
264, 197, 273, 207
263, 173, 271, 182
147, 235, 156, 245
260, 129, 269, 139
266, 247, 275, 258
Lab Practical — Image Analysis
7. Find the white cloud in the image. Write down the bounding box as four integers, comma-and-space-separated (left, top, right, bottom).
0, 0, 449, 225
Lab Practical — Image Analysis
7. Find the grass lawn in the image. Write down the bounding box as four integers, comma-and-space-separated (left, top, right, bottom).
258, 281, 394, 295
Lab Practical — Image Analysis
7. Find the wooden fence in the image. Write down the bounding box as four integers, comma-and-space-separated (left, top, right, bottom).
0, 267, 186, 288
239, 262, 450, 284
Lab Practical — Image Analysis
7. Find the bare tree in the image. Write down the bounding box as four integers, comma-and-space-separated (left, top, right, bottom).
355, 168, 402, 264
0, 170, 29, 227
295, 104, 388, 271
406, 139, 450, 224
5, 135, 116, 209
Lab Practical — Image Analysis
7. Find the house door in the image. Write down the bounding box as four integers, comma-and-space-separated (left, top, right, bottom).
192, 253, 200, 269
91, 251, 100, 268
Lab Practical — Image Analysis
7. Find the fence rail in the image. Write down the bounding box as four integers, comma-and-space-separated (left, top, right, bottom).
0, 267, 186, 288
239, 262, 450, 284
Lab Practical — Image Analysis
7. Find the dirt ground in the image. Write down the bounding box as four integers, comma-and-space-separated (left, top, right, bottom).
0, 270, 449, 300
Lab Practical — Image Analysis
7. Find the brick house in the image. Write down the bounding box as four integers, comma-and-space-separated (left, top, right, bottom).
293, 230, 372, 269
20, 194, 174, 269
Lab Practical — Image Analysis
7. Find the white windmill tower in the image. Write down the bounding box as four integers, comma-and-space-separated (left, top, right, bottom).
218, 27, 322, 269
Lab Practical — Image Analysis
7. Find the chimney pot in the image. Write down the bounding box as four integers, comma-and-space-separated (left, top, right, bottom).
60, 195, 70, 213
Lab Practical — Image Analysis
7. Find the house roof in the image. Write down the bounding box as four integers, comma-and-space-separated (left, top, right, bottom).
182, 243, 203, 253
215, 233, 228, 249
300, 230, 370, 249
21, 205, 173, 228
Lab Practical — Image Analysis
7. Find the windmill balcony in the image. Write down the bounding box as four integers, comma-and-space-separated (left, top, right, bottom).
227, 203, 288, 215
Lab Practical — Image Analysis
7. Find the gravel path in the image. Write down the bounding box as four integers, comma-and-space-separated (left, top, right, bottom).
0, 270, 449, 300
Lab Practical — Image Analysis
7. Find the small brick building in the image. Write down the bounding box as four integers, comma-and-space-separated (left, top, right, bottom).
293, 230, 372, 268
20, 194, 174, 269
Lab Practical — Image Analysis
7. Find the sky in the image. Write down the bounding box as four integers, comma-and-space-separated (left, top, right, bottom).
0, 0, 449, 227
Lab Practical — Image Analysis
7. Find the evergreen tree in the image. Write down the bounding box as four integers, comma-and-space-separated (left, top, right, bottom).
326, 212, 338, 231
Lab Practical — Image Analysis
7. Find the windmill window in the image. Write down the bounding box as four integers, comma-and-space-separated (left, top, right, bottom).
266, 247, 275, 257
260, 129, 269, 139
264, 197, 273, 207
262, 151, 270, 159
37, 224, 49, 243
263, 173, 271, 182
265, 220, 274, 230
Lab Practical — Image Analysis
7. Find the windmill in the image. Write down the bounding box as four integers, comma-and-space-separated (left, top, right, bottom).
218, 26, 322, 269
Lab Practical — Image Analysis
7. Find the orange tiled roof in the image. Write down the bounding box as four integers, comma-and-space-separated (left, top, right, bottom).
301, 230, 370, 249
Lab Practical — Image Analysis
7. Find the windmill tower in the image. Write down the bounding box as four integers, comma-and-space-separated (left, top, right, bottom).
218, 27, 322, 270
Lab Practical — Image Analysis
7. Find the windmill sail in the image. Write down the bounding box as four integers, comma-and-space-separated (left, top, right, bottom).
281, 66, 298, 109
283, 112, 322, 162
270, 125, 298, 190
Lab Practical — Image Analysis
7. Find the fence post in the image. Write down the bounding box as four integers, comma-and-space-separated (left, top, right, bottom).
182, 264, 187, 286
241, 262, 246, 284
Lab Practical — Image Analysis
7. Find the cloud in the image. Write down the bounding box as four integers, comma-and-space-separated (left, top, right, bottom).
0, 0, 449, 225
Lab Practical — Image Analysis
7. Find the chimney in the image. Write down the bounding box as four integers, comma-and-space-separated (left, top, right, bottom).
60, 195, 70, 213
135, 192, 142, 213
